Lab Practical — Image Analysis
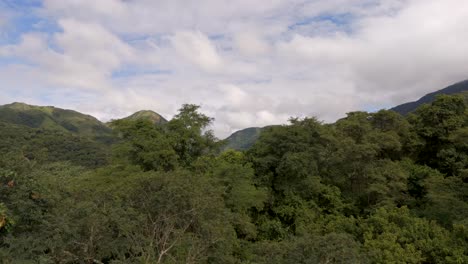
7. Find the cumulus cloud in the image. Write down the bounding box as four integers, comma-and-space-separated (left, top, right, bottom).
171, 31, 222, 72
1, 0, 468, 138
55, 19, 135, 70
277, 0, 468, 103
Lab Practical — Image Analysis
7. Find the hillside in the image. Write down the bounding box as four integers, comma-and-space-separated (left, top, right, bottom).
223, 127, 264, 151
224, 80, 468, 151
0, 102, 113, 142
0, 121, 109, 167
391, 80, 468, 115
111, 110, 167, 125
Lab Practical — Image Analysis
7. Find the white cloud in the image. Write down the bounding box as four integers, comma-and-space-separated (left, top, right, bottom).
171, 31, 222, 72
277, 0, 468, 104
41, 0, 301, 35
2, 0, 468, 138
235, 31, 270, 56
55, 19, 135, 70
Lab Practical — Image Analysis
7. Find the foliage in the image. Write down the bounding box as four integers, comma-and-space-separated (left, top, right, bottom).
223, 127, 264, 151
1, 97, 468, 263
0, 122, 109, 168
0, 102, 114, 143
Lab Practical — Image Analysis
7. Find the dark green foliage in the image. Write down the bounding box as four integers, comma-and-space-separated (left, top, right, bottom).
111, 119, 179, 171
0, 122, 109, 168
409, 94, 468, 175
2, 96, 468, 263
166, 104, 219, 166
111, 104, 219, 170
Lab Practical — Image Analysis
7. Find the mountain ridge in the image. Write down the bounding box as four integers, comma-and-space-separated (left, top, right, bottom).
0, 102, 113, 142
224, 79, 468, 150
391, 80, 468, 115
0, 103, 169, 137
3, 78, 468, 151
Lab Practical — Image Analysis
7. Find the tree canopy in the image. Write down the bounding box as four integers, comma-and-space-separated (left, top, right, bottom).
1, 95, 468, 263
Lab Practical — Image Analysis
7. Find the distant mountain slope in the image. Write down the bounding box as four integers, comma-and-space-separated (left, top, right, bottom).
223, 127, 263, 151
114, 110, 168, 125
391, 80, 468, 115
0, 102, 113, 142
0, 121, 109, 167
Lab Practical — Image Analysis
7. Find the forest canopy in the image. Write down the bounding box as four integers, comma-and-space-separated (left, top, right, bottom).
1, 96, 468, 263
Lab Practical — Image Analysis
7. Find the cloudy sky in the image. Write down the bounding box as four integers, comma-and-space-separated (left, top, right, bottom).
1, 0, 468, 137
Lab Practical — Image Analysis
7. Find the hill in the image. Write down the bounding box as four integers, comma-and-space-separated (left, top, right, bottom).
225, 80, 468, 151
391, 80, 468, 115
223, 127, 264, 151
0, 121, 109, 167
0, 102, 113, 142
113, 110, 167, 125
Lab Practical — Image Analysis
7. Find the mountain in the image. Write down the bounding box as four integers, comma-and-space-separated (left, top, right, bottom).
116, 110, 167, 125
224, 80, 468, 151
0, 102, 113, 142
223, 127, 264, 151
0, 121, 109, 168
391, 80, 468, 115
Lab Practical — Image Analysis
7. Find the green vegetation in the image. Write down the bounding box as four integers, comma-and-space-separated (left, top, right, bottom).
0, 102, 114, 143
109, 110, 168, 126
223, 127, 264, 151
1, 96, 468, 263
0, 122, 109, 168
226, 83, 468, 152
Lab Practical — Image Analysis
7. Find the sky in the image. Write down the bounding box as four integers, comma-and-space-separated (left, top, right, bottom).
1, 0, 468, 138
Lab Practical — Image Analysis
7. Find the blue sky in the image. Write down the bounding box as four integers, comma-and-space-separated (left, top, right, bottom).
1, 0, 468, 137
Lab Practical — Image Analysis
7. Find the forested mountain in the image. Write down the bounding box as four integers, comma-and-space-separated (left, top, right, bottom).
0, 121, 109, 168
0, 102, 113, 142
1, 96, 468, 263
110, 110, 168, 125
225, 80, 468, 151
391, 80, 468, 115
223, 127, 264, 150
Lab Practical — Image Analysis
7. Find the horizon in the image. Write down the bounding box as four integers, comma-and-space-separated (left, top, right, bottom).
2, 1, 468, 137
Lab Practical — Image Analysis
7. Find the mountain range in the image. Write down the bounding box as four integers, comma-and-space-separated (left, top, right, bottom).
225, 79, 468, 150
1, 79, 467, 151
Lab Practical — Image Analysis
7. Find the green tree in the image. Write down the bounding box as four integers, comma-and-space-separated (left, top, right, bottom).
111, 119, 178, 171
167, 104, 219, 167
409, 95, 468, 175
361, 206, 467, 264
